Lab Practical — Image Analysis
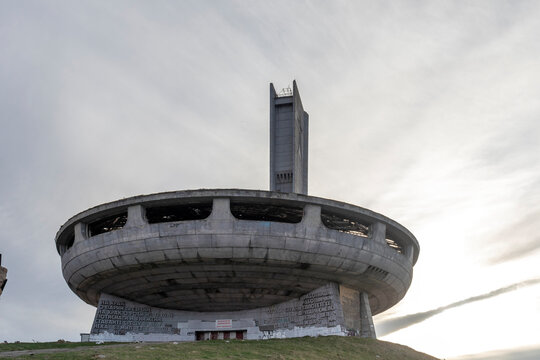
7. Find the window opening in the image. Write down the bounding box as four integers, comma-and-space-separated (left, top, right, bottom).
230, 202, 303, 223
88, 213, 127, 237
321, 211, 369, 237
146, 203, 212, 224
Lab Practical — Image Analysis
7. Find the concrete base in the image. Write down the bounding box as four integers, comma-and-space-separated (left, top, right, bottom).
89, 283, 376, 342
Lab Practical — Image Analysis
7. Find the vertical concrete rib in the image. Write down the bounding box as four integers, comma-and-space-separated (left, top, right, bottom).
270, 83, 277, 192
300, 204, 322, 237
210, 198, 232, 220
360, 292, 376, 338
405, 245, 414, 263
371, 222, 387, 245
125, 205, 148, 228
292, 80, 309, 195
302, 112, 309, 194
74, 223, 88, 244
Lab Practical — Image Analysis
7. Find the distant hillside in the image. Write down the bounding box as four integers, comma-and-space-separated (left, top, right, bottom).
0, 336, 439, 360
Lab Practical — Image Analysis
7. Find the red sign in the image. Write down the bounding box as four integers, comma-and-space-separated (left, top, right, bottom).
216, 319, 232, 329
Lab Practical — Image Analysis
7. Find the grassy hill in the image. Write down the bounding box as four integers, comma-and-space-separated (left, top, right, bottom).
0, 336, 439, 360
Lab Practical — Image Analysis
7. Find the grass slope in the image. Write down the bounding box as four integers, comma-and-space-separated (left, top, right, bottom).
0, 342, 118, 352
0, 336, 439, 360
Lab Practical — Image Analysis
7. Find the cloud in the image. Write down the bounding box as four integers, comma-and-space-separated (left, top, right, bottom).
482, 211, 540, 265
451, 345, 540, 360
377, 278, 540, 336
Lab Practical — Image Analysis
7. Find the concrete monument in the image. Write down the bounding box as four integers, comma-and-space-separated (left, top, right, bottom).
0, 254, 7, 297
55, 81, 419, 342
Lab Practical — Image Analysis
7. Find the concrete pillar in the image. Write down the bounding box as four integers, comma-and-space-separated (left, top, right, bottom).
359, 292, 376, 338
300, 204, 321, 237
210, 198, 232, 220
125, 205, 148, 228
74, 222, 88, 244
405, 245, 414, 262
371, 222, 386, 245
339, 285, 361, 334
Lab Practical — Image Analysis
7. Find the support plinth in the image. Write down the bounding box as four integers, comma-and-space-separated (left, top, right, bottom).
89, 283, 376, 342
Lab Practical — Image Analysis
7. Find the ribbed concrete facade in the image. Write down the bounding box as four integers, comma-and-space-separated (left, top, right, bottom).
57, 190, 417, 313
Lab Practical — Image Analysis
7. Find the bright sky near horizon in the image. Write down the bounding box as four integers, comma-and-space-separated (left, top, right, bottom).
1, 1, 539, 359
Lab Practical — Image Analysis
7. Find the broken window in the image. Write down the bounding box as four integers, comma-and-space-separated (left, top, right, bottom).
230, 201, 303, 223
146, 203, 212, 224
320, 210, 370, 237
88, 213, 128, 237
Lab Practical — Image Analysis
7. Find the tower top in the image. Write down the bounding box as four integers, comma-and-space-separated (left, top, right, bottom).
269, 80, 309, 194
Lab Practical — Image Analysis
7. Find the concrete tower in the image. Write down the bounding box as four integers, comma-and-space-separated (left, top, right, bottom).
270, 80, 309, 194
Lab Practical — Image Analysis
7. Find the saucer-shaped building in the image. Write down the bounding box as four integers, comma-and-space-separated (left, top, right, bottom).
55, 81, 419, 342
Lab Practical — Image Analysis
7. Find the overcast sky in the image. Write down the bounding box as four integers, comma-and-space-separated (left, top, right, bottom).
1, 1, 539, 359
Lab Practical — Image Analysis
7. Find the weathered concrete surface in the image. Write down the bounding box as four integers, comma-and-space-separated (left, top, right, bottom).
270, 80, 309, 194
56, 190, 418, 316
339, 285, 360, 333
360, 292, 376, 338
89, 284, 358, 342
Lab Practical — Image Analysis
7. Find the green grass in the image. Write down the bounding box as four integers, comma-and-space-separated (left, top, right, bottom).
0, 342, 118, 352
0, 336, 439, 360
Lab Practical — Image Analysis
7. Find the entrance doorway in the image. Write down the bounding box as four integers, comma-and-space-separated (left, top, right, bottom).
195, 330, 246, 341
